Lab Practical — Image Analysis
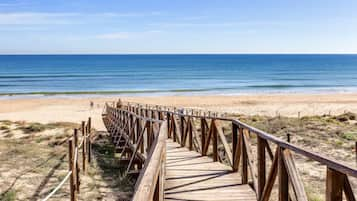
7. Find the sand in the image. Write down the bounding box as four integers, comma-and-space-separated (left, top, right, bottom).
1, 93, 357, 130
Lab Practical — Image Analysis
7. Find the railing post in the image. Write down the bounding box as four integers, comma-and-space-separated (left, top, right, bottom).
232, 123, 238, 172
212, 120, 218, 162
68, 139, 76, 201
167, 112, 171, 138
278, 146, 288, 201
188, 118, 193, 151
242, 129, 248, 184
326, 168, 344, 201
257, 136, 266, 199
88, 117, 91, 131
74, 129, 80, 193
200, 118, 206, 156
81, 121, 86, 173
87, 124, 92, 164
180, 114, 185, 147
172, 115, 177, 142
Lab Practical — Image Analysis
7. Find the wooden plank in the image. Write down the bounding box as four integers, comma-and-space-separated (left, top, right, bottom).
260, 147, 279, 201
343, 175, 356, 201
282, 149, 308, 201
242, 129, 248, 184
202, 120, 213, 156
242, 130, 258, 194
201, 118, 206, 156
257, 136, 266, 200
189, 119, 201, 153
132, 122, 167, 201
278, 147, 289, 201
232, 123, 238, 172
233, 127, 243, 172
165, 140, 256, 201
212, 120, 218, 162
215, 121, 233, 166
326, 167, 344, 201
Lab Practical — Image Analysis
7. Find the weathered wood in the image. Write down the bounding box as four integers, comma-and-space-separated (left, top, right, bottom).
73, 129, 80, 193
126, 122, 147, 173
212, 120, 218, 162
188, 117, 193, 150
242, 130, 258, 193
278, 147, 289, 201
132, 122, 167, 201
232, 123, 238, 171
165, 140, 256, 201
343, 175, 356, 201
189, 119, 201, 153
202, 120, 213, 156
104, 102, 357, 201
68, 139, 76, 201
81, 121, 86, 173
233, 119, 357, 177
233, 127, 243, 172
326, 167, 344, 201
215, 121, 233, 166
282, 149, 308, 201
260, 147, 279, 201
242, 129, 248, 184
257, 136, 266, 200
201, 118, 207, 156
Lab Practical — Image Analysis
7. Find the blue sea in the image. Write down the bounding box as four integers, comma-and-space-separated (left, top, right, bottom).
0, 54, 357, 96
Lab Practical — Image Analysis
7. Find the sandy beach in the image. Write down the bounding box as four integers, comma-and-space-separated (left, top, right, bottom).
1, 93, 357, 130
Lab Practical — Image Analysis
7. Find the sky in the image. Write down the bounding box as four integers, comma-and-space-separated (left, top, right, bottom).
0, 0, 357, 54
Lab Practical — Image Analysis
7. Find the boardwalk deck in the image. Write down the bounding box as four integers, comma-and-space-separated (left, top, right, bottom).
164, 140, 257, 201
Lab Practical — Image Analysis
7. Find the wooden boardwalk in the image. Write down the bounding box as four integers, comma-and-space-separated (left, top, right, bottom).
164, 140, 256, 201
103, 101, 357, 201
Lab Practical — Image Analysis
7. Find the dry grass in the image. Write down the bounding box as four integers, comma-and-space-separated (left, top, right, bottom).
0, 120, 131, 201
226, 112, 357, 198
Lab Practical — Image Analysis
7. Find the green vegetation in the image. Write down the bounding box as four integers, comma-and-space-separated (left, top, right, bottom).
342, 132, 357, 141
0, 125, 9, 130
18, 123, 55, 134
0, 120, 12, 126
0, 190, 17, 201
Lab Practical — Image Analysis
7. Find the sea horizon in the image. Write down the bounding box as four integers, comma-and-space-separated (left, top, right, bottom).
1, 54, 357, 97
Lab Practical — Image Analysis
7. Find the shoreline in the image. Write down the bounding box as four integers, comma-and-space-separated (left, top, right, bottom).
2, 90, 357, 100
1, 93, 357, 130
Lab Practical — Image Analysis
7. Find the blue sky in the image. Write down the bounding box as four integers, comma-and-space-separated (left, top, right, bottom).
0, 0, 357, 54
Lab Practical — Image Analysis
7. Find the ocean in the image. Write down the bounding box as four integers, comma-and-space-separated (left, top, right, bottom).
0, 54, 357, 96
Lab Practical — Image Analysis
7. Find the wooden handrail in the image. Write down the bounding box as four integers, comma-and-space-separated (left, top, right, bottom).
132, 122, 167, 201
232, 119, 357, 177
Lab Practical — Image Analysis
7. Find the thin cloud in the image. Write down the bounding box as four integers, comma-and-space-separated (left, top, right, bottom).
0, 12, 79, 25
96, 32, 130, 40
95, 30, 162, 40
0, 11, 163, 25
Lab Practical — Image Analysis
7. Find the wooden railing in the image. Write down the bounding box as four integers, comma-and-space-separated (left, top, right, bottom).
103, 100, 356, 201
103, 103, 166, 201
41, 118, 93, 201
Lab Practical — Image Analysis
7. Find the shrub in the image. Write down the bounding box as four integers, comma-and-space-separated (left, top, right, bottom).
342, 132, 357, 141
0, 190, 16, 201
